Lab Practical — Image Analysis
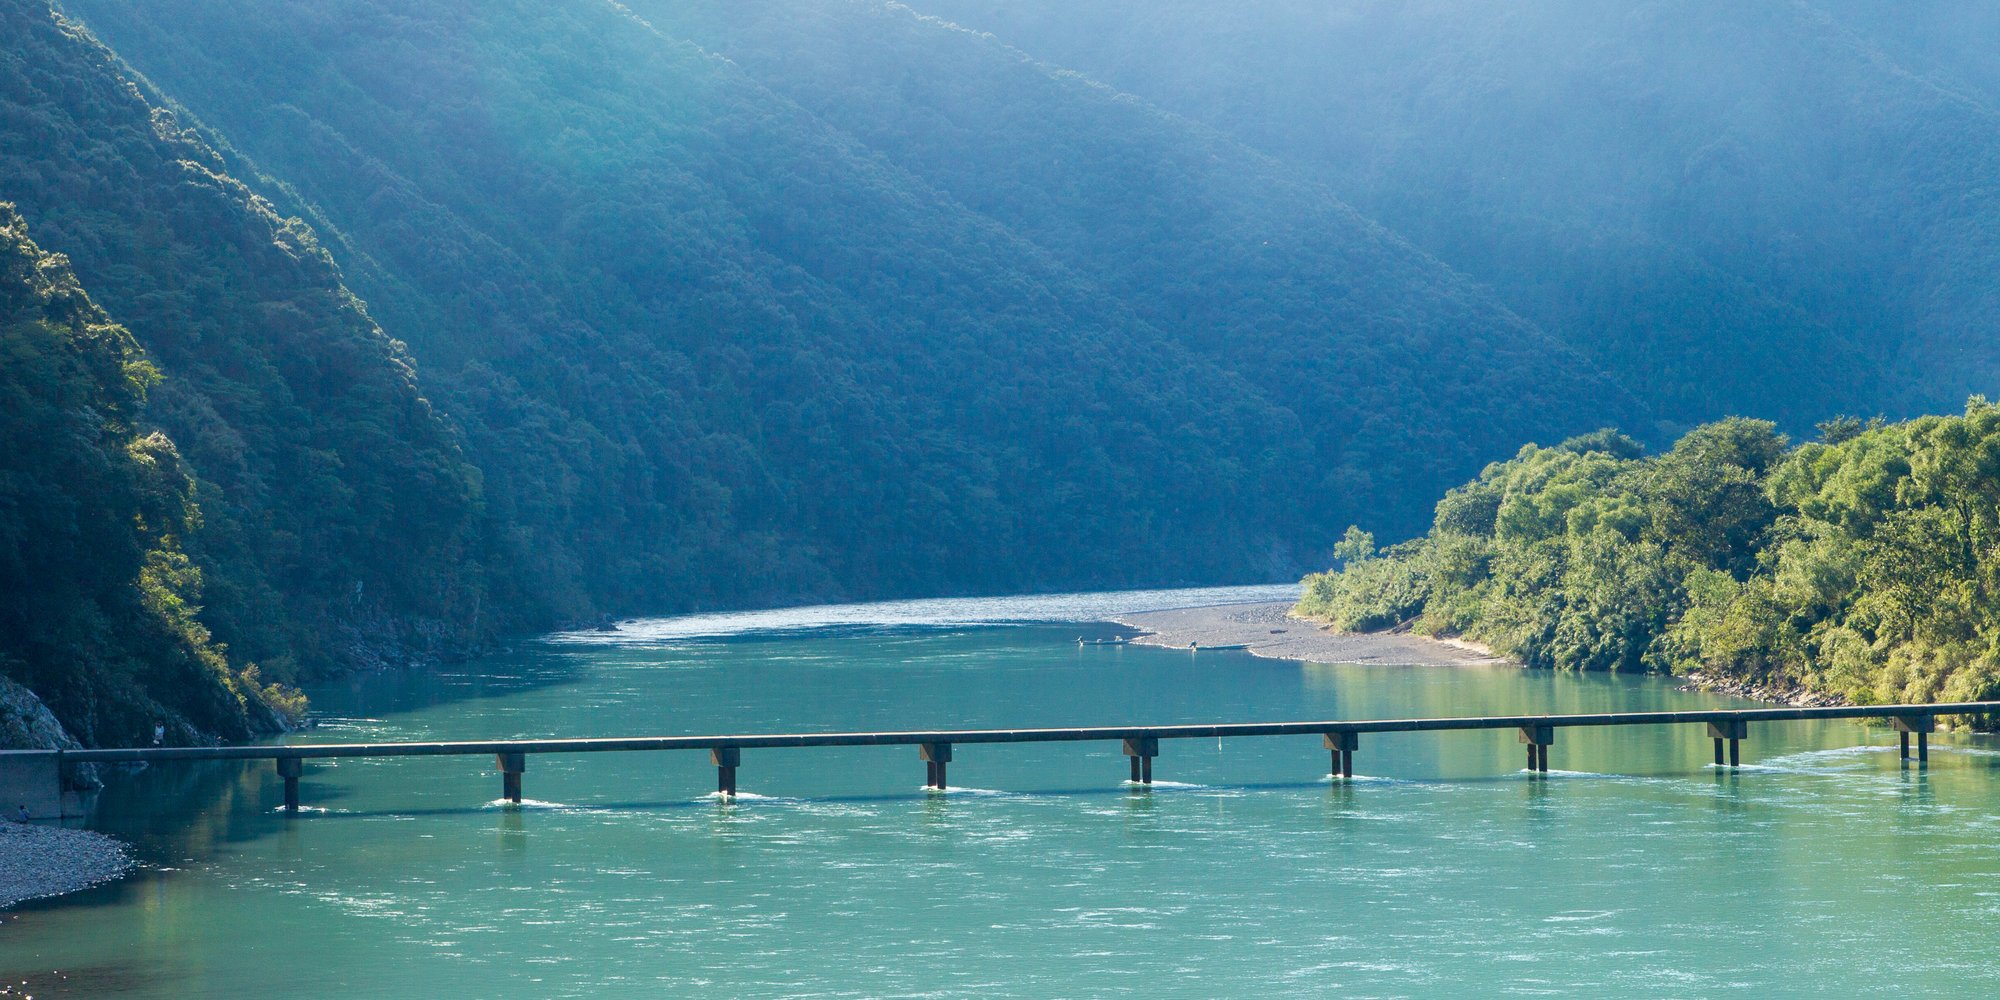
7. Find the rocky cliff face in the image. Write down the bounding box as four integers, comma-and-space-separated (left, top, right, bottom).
0, 676, 77, 752
0, 677, 100, 789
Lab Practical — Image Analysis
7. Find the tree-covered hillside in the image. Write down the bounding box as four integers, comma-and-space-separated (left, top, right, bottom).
626, 0, 1648, 541
1297, 405, 2000, 709
0, 4, 485, 735
60, 0, 1635, 614
0, 204, 296, 744
913, 0, 2000, 430
21, 0, 2000, 745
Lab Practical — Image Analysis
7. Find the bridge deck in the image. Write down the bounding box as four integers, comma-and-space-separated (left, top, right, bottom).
45, 701, 1994, 811
64, 701, 1999, 762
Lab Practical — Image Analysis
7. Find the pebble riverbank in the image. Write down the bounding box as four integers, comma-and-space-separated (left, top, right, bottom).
1112, 603, 1855, 710
0, 823, 131, 910
1109, 602, 1509, 667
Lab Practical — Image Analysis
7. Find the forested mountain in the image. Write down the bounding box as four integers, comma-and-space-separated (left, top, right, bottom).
912, 0, 2000, 428
0, 204, 294, 744
13, 0, 2000, 745
1297, 404, 2000, 709
57, 0, 1632, 609
624, 0, 1646, 539
1, 4, 483, 731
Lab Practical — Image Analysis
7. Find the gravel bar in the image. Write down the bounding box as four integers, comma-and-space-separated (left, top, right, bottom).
1110, 601, 1512, 667
0, 822, 132, 909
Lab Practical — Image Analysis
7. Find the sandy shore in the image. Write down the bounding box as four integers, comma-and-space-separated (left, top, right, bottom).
1109, 601, 1511, 667
0, 823, 131, 909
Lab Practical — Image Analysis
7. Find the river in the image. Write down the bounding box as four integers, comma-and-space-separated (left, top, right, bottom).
4, 585, 1998, 996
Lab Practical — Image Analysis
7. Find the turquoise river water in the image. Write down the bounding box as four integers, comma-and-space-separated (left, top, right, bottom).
6, 585, 2000, 997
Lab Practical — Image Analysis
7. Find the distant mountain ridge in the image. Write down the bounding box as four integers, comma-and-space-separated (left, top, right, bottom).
912, 0, 2000, 427
625, 0, 1647, 535
42, 3, 1631, 631
1, 2, 481, 743
24, 0, 1994, 743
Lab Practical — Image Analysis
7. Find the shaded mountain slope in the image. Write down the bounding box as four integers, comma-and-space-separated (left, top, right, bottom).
913, 0, 2000, 428
0, 203, 292, 745
63, 0, 1640, 608
629, 0, 1650, 540
1, 3, 485, 692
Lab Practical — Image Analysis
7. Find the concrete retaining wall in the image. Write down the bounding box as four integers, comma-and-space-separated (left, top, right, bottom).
0, 751, 62, 820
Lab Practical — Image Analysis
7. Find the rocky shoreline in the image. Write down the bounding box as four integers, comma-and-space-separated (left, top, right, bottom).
2, 676, 133, 908
1676, 670, 1847, 708
0, 823, 132, 910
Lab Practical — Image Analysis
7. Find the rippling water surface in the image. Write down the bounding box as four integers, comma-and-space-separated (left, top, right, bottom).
7, 587, 2000, 997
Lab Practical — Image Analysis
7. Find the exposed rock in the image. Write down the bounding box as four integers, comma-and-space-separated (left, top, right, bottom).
0, 677, 74, 752
1677, 670, 1847, 708
0, 678, 102, 788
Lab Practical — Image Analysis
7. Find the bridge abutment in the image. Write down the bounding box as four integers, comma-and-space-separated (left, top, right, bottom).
0, 750, 61, 819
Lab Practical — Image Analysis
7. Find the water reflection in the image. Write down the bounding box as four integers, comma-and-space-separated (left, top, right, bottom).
10, 616, 2000, 997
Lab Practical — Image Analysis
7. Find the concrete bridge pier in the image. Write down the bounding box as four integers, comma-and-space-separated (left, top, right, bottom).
1893, 715, 1934, 763
277, 757, 303, 813
711, 747, 740, 797
920, 742, 952, 790
496, 752, 525, 803
1123, 737, 1158, 785
0, 751, 61, 819
1519, 725, 1552, 774
1707, 720, 1747, 768
1323, 732, 1357, 779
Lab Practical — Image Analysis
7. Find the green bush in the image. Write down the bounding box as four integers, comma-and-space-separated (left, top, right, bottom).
1297, 406, 2000, 724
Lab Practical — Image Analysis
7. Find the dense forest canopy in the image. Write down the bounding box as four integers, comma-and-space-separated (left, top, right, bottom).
6, 0, 2000, 744
1298, 405, 2000, 709
57, 1, 1630, 601
0, 203, 295, 744
1, 3, 480, 742
912, 0, 2000, 429
623, 0, 1645, 541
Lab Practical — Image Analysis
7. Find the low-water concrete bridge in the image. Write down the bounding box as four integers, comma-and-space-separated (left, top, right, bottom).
5, 702, 1994, 817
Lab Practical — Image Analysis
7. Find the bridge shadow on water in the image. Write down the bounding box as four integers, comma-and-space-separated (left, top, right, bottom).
30, 748, 1978, 929
86, 740, 1997, 844
252, 758, 1966, 822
